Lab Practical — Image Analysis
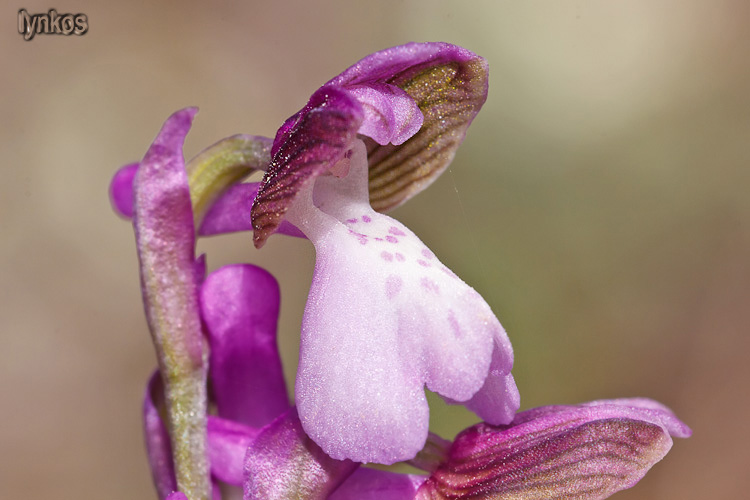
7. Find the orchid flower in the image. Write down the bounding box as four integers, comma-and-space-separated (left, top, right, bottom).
110, 43, 690, 500
250, 42, 519, 465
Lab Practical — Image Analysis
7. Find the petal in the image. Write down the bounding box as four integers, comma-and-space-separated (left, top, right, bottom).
207, 416, 258, 486
288, 141, 517, 464
109, 162, 138, 218
134, 107, 211, 498
418, 399, 691, 500
327, 42, 489, 211
134, 106, 204, 364
458, 343, 520, 425
143, 373, 177, 500
199, 182, 305, 238
330, 468, 427, 500
346, 83, 423, 146
244, 408, 358, 500
201, 264, 290, 428
251, 86, 363, 247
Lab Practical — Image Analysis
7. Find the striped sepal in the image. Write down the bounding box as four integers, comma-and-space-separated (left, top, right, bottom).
367, 56, 488, 212
417, 401, 686, 500
251, 87, 363, 247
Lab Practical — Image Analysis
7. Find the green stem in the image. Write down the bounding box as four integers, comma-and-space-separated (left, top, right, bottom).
162, 353, 210, 500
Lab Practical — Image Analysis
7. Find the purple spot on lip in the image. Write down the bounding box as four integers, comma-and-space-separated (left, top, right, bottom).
346, 218, 358, 224
350, 230, 368, 245
447, 309, 463, 338
380, 251, 393, 262
417, 259, 431, 267
389, 226, 406, 237
362, 215, 372, 223
421, 277, 440, 294
421, 248, 434, 260
395, 253, 405, 262
385, 274, 402, 299
386, 236, 398, 244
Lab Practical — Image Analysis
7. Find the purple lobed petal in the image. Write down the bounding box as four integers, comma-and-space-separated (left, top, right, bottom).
243, 408, 358, 500
109, 162, 138, 218
199, 182, 305, 238
201, 264, 290, 428
207, 416, 258, 486
345, 83, 423, 146
417, 399, 691, 500
330, 468, 427, 500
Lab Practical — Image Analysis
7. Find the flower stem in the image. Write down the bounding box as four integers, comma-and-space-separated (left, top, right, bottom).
161, 350, 210, 500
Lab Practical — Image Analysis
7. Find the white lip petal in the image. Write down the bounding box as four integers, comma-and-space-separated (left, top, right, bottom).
287, 140, 518, 464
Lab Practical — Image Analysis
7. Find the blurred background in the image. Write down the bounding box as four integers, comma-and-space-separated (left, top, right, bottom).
2, 1, 748, 498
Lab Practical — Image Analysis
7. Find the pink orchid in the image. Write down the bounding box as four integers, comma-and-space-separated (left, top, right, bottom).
109, 43, 690, 500
250, 42, 519, 464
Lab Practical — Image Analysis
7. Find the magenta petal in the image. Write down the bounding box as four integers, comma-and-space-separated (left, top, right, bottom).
346, 83, 423, 145
134, 106, 205, 364
134, 108, 212, 499
143, 373, 177, 500
244, 408, 358, 500
109, 162, 139, 218
330, 468, 426, 500
198, 182, 257, 235
251, 86, 364, 247
418, 399, 691, 500
199, 182, 305, 238
201, 264, 290, 427
207, 416, 258, 486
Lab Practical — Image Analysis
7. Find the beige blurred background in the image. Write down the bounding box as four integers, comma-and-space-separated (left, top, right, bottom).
2, 1, 748, 498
